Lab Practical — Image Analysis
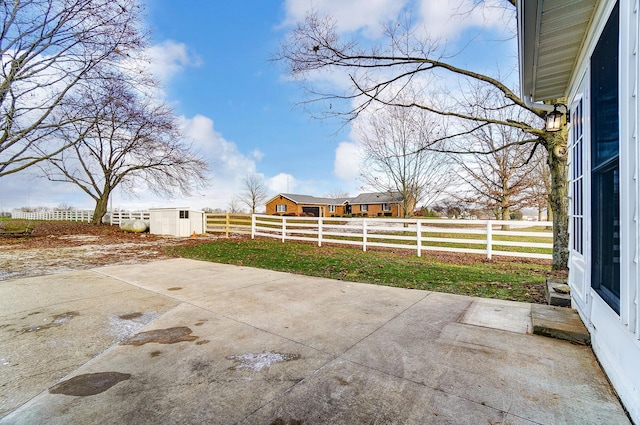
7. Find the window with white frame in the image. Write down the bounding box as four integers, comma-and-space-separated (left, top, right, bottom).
329, 205, 336, 213
276, 204, 287, 213
570, 97, 584, 255
590, 1, 620, 314
382, 203, 391, 211
360, 204, 368, 212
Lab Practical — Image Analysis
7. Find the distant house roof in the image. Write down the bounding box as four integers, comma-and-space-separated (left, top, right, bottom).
267, 192, 403, 206
268, 193, 334, 205
349, 192, 403, 205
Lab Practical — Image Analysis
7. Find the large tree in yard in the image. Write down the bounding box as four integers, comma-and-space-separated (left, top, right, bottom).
452, 92, 546, 226
357, 103, 451, 218
39, 78, 208, 225
0, 0, 146, 177
276, 1, 569, 270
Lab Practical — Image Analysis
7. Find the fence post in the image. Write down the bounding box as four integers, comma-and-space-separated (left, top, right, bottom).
486, 221, 493, 260
282, 216, 286, 243
318, 217, 323, 247
362, 219, 367, 252
225, 213, 230, 238
251, 214, 256, 239
416, 220, 422, 257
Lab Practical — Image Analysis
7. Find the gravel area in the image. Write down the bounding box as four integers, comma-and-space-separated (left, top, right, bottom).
0, 220, 219, 281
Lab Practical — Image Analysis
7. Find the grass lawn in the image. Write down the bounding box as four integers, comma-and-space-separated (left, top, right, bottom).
170, 237, 564, 304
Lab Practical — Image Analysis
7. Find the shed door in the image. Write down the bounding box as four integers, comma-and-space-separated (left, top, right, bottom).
178, 210, 191, 236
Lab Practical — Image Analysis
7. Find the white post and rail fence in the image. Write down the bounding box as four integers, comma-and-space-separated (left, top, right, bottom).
10, 210, 553, 260
250, 214, 553, 260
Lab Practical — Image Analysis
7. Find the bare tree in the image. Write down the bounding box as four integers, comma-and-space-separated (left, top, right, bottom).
227, 197, 244, 214
238, 174, 268, 213
0, 0, 146, 177
524, 150, 551, 222
357, 104, 450, 218
276, 3, 569, 269
39, 78, 208, 225
325, 189, 350, 199
453, 121, 543, 228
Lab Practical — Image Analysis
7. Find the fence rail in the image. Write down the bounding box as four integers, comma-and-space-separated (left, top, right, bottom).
11, 209, 150, 225
107, 211, 150, 226
8, 210, 551, 260
205, 213, 252, 236
11, 210, 94, 222
252, 214, 553, 260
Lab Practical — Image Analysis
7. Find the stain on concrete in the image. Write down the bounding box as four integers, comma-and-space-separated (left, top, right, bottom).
227, 351, 300, 372
121, 327, 198, 346
335, 376, 350, 386
195, 339, 210, 345
21, 311, 79, 333
150, 350, 162, 357
49, 372, 131, 396
270, 419, 303, 425
191, 361, 209, 373
167, 287, 182, 291
119, 312, 143, 320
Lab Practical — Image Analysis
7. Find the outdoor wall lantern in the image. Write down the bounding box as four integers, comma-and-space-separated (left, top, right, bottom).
545, 103, 569, 132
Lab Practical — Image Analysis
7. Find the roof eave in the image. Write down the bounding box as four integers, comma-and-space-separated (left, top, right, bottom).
518, 0, 598, 103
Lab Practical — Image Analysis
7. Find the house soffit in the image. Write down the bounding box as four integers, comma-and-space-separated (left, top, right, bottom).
520, 0, 597, 102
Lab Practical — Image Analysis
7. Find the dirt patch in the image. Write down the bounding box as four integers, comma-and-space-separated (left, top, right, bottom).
0, 220, 220, 281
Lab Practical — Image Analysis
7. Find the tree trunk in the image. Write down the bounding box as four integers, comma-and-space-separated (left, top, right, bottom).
545, 132, 569, 270
501, 206, 511, 230
91, 193, 110, 225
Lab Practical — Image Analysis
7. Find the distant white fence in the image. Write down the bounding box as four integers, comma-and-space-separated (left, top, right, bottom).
11, 209, 150, 225
252, 215, 554, 260
11, 209, 94, 222
105, 211, 150, 226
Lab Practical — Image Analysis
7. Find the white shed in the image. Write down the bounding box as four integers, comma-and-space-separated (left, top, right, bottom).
149, 208, 204, 237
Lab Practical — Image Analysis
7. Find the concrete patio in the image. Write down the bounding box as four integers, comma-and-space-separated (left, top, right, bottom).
0, 258, 631, 424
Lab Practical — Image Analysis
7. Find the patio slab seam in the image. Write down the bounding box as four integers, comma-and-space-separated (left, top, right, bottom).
92, 268, 297, 299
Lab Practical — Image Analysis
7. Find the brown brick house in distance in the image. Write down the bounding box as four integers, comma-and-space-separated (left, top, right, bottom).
265, 192, 408, 217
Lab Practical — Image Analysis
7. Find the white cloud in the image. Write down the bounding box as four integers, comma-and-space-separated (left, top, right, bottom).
251, 149, 265, 161
418, 0, 514, 41
180, 115, 260, 206
145, 40, 201, 84
183, 115, 256, 176
282, 0, 407, 37
267, 173, 297, 193
333, 141, 363, 181
282, 0, 513, 44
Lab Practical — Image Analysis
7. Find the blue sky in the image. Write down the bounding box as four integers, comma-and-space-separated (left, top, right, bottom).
0, 0, 516, 213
